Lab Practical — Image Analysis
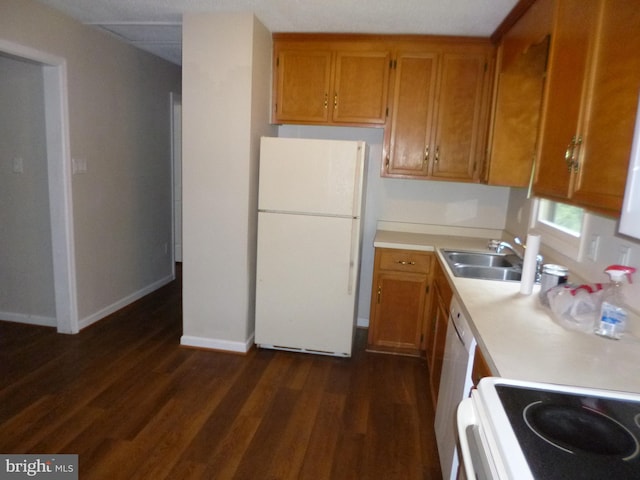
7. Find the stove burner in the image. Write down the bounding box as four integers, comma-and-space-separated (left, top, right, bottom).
523, 401, 640, 460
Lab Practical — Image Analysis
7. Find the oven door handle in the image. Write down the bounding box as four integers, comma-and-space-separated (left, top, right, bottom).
457, 398, 496, 480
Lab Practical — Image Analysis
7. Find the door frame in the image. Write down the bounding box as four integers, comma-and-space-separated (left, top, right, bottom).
170, 91, 182, 267
0, 39, 78, 334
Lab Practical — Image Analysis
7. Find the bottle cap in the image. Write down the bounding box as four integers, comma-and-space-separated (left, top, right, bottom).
604, 265, 636, 283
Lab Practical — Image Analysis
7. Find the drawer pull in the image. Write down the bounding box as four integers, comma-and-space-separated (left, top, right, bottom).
397, 260, 416, 265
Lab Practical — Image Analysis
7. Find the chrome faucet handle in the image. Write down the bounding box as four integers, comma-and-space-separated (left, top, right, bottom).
487, 239, 501, 251
535, 254, 544, 283
514, 236, 526, 249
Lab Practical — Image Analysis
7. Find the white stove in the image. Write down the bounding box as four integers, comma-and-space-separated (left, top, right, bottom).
457, 377, 640, 479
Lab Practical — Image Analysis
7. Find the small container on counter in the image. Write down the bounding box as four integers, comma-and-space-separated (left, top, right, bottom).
539, 264, 569, 305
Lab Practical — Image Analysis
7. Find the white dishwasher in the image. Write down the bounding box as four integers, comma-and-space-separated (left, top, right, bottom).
435, 296, 477, 480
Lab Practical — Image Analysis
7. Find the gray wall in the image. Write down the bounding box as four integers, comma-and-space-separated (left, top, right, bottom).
1, 0, 182, 329
276, 125, 511, 325
0, 55, 55, 324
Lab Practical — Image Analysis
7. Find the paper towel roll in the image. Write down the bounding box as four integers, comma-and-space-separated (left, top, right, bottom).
519, 233, 541, 295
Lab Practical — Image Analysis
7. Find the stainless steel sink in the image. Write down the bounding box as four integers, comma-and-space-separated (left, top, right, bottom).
446, 251, 514, 268
451, 265, 522, 282
442, 249, 522, 282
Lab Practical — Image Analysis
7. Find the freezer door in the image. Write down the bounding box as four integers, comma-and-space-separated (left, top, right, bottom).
259, 137, 365, 217
255, 212, 361, 356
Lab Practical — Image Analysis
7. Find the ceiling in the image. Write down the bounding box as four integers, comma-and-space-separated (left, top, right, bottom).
36, 0, 519, 66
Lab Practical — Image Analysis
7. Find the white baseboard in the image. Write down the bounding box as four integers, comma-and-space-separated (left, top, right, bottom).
0, 312, 56, 327
180, 333, 254, 354
77, 273, 175, 330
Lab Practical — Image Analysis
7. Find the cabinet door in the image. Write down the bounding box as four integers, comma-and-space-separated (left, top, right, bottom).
425, 257, 450, 363
471, 345, 493, 386
533, 0, 600, 199
485, 0, 553, 187
274, 49, 332, 123
432, 52, 489, 181
429, 291, 449, 408
369, 272, 428, 352
571, 1, 640, 213
383, 52, 439, 177
332, 50, 391, 124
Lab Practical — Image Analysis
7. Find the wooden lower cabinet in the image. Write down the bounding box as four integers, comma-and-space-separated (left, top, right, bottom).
471, 345, 494, 386
367, 248, 433, 356
428, 257, 453, 408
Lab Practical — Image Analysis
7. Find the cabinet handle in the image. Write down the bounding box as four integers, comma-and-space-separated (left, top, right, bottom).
324, 93, 328, 109
564, 137, 574, 171
424, 145, 430, 165
377, 285, 382, 304
397, 260, 416, 265
434, 146, 440, 164
572, 136, 582, 172
564, 136, 583, 172
334, 93, 338, 109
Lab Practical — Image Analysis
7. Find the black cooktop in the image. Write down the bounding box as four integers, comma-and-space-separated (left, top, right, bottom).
496, 385, 640, 479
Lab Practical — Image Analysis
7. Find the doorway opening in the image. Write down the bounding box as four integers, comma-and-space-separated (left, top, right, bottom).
0, 39, 77, 334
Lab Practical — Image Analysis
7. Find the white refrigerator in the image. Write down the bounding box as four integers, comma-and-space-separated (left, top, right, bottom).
255, 136, 366, 357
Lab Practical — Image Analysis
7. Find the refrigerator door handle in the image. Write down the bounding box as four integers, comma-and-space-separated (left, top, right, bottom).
347, 219, 358, 295
350, 145, 364, 218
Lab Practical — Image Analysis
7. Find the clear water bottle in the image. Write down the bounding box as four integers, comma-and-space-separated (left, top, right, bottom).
595, 265, 636, 340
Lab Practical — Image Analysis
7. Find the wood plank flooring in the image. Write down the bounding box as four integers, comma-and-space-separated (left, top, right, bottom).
0, 267, 442, 479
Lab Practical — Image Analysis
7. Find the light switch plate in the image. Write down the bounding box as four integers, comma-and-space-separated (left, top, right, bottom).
12, 157, 24, 174
72, 158, 87, 174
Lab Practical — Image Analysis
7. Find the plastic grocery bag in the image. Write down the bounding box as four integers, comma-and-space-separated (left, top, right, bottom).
546, 283, 607, 333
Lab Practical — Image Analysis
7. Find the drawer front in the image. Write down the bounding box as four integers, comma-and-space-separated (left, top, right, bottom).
378, 249, 432, 274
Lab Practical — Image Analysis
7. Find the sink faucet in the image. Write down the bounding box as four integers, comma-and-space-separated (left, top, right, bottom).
488, 237, 544, 283
494, 240, 524, 260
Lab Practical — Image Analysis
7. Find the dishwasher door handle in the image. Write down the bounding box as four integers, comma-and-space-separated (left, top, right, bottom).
450, 312, 465, 344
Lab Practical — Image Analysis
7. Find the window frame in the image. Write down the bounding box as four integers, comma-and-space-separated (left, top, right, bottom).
531, 198, 585, 261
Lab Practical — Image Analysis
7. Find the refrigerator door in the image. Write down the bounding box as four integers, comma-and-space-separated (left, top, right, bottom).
259, 137, 364, 217
255, 211, 361, 356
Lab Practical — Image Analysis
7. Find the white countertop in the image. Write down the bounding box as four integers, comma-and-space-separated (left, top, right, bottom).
374, 229, 640, 394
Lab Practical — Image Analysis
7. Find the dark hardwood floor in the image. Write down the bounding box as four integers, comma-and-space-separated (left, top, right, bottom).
0, 267, 442, 479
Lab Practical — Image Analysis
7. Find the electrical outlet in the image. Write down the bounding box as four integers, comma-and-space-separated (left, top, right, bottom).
587, 234, 600, 261
618, 245, 631, 265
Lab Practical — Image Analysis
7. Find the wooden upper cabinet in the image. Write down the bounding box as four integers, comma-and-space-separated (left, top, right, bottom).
274, 48, 332, 123
484, 0, 553, 187
331, 50, 390, 124
383, 40, 494, 182
534, 0, 640, 215
432, 52, 489, 181
569, 1, 640, 213
272, 36, 391, 126
534, 0, 598, 201
385, 52, 438, 177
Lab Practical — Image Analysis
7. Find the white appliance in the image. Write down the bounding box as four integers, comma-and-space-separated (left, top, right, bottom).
620, 94, 640, 240
255, 136, 366, 357
435, 296, 477, 480
457, 377, 640, 480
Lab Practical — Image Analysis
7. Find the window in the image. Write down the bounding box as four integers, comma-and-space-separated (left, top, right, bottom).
537, 199, 584, 236
533, 199, 585, 260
